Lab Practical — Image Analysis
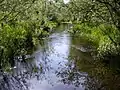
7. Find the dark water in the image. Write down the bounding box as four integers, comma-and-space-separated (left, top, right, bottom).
1, 25, 120, 90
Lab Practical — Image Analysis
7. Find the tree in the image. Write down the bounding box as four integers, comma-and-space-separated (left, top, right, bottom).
66, 0, 120, 30
0, 0, 38, 23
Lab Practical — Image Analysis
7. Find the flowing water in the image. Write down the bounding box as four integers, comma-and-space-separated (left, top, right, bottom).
1, 25, 120, 90
28, 25, 87, 90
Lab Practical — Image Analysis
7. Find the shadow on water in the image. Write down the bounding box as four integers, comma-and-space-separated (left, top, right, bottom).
1, 24, 120, 90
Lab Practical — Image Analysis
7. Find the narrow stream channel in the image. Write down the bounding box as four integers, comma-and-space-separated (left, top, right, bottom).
2, 25, 118, 90
29, 28, 85, 90
0, 24, 92, 90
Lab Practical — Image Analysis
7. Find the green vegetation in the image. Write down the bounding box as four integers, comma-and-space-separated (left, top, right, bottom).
0, 0, 60, 70
1, 0, 120, 89
0, 0, 120, 81
66, 0, 120, 60
71, 23, 120, 59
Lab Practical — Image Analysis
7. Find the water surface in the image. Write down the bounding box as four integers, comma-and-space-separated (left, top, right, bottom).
28, 28, 85, 90
1, 25, 120, 90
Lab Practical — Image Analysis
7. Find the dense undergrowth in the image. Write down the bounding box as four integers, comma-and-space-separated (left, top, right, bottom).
0, 20, 57, 70
70, 23, 120, 60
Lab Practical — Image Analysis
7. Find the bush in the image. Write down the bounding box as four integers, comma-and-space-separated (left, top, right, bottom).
0, 21, 50, 70
71, 23, 120, 59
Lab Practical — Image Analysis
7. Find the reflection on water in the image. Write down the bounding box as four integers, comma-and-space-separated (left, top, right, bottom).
28, 29, 85, 90
1, 24, 120, 90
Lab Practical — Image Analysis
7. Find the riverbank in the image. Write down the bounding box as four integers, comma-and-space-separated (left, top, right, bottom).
69, 23, 120, 60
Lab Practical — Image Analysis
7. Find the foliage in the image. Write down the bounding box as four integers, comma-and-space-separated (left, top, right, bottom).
71, 23, 120, 59
0, 21, 48, 70
95, 0, 120, 29
65, 0, 120, 30
0, 0, 61, 70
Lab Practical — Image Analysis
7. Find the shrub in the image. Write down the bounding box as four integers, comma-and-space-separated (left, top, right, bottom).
71, 23, 120, 59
